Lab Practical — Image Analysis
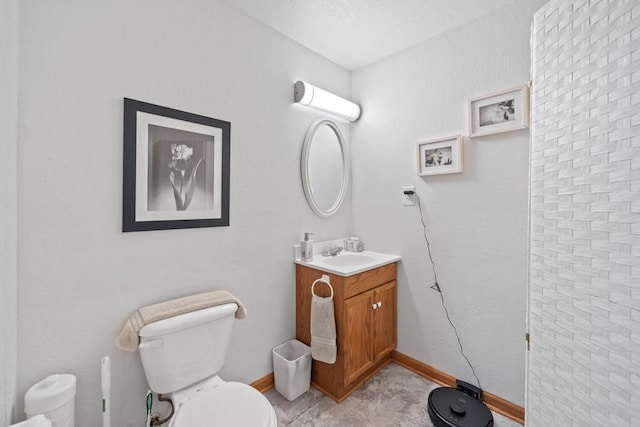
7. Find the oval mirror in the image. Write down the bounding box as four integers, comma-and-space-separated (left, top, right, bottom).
301, 119, 349, 217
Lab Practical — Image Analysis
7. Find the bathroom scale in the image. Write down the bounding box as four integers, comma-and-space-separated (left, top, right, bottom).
427, 380, 494, 427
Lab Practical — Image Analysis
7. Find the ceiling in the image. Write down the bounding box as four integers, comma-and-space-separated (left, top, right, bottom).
224, 0, 519, 70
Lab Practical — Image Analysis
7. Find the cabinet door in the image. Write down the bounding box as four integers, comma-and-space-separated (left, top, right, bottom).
343, 290, 374, 384
373, 281, 397, 360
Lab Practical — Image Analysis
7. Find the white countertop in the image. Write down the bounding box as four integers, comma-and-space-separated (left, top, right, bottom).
295, 250, 401, 277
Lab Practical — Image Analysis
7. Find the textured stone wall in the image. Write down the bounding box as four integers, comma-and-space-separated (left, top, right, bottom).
528, 1, 640, 425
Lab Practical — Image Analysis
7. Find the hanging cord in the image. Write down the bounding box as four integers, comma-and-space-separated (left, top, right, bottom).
415, 192, 482, 390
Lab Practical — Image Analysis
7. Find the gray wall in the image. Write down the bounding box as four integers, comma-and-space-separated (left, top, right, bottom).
16, 1, 349, 425
9, 0, 588, 424
351, 0, 547, 406
0, 0, 19, 424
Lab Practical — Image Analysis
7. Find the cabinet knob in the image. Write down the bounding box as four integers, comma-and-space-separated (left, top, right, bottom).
377, 301, 382, 308
371, 303, 377, 310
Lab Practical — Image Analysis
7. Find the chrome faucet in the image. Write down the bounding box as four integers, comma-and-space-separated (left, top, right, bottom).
322, 246, 343, 256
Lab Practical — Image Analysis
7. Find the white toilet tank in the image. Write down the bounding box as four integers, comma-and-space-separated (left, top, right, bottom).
138, 303, 238, 394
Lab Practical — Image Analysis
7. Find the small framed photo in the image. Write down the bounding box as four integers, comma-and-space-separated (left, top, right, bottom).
123, 98, 230, 232
416, 135, 463, 176
468, 85, 530, 137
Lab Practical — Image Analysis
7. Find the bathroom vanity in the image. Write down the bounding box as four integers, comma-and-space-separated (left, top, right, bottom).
295, 251, 400, 402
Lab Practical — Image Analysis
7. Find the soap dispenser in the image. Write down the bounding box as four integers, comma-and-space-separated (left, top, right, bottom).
301, 232, 314, 262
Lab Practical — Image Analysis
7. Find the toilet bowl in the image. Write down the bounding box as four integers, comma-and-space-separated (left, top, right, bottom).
9, 414, 52, 427
169, 379, 276, 427
137, 302, 277, 426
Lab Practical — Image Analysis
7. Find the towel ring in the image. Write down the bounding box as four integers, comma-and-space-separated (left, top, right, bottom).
311, 277, 334, 299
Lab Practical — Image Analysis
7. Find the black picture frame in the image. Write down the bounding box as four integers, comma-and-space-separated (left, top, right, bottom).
123, 98, 230, 232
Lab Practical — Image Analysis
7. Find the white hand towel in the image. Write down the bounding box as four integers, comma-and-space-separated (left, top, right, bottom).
310, 294, 337, 364
115, 290, 247, 352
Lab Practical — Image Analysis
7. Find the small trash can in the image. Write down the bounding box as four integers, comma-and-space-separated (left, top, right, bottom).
25, 374, 76, 427
272, 339, 311, 401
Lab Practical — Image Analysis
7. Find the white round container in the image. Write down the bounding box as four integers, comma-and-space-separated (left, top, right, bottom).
25, 374, 76, 427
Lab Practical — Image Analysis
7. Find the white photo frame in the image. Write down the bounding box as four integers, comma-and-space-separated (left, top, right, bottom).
468, 84, 530, 137
416, 135, 463, 176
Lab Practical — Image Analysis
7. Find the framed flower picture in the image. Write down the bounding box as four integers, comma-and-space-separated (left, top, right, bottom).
468, 84, 530, 137
123, 98, 230, 232
416, 135, 463, 176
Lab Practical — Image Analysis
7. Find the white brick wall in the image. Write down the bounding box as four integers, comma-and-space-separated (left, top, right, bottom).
528, 0, 640, 425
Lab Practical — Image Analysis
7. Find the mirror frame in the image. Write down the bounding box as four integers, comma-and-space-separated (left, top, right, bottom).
300, 119, 350, 218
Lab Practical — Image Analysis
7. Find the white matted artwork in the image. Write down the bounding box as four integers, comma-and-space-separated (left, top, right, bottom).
123, 98, 230, 232
416, 135, 463, 176
468, 84, 530, 137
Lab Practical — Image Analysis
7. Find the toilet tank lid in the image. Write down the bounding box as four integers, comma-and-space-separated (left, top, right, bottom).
139, 303, 238, 338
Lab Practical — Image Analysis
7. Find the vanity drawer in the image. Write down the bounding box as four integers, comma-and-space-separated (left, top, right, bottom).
343, 263, 396, 299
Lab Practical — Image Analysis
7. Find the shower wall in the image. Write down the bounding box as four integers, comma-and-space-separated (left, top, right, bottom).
528, 1, 639, 425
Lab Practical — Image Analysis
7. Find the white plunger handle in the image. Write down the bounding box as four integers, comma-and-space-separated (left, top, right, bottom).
101, 356, 111, 427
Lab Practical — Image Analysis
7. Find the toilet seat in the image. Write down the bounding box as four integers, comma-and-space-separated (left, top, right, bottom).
9, 415, 52, 427
171, 382, 277, 427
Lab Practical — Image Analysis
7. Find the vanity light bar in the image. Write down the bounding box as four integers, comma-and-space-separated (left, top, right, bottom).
294, 81, 361, 122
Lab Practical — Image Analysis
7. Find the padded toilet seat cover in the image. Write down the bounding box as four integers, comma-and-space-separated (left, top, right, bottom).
172, 382, 276, 427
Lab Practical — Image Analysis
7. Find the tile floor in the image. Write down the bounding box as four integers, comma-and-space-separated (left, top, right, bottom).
264, 363, 522, 427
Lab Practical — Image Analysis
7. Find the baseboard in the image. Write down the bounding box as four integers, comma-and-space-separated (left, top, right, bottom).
390, 351, 525, 425
250, 372, 274, 393
250, 359, 391, 401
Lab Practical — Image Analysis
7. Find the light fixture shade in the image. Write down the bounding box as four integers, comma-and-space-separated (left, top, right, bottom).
294, 81, 361, 122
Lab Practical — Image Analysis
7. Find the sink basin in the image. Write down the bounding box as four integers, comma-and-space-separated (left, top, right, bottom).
322, 254, 377, 267
297, 250, 401, 276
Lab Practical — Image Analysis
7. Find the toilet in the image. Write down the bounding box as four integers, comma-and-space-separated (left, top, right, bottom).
137, 303, 277, 427
9, 415, 52, 427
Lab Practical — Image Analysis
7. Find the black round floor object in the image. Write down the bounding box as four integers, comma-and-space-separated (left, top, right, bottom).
427, 382, 493, 427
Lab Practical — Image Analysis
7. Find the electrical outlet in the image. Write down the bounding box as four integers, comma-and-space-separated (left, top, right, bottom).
402, 186, 416, 206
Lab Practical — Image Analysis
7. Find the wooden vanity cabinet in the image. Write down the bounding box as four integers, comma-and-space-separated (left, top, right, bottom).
296, 262, 397, 402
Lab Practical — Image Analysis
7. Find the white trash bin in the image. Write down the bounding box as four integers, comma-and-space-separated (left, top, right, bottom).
272, 339, 311, 401
25, 374, 76, 427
